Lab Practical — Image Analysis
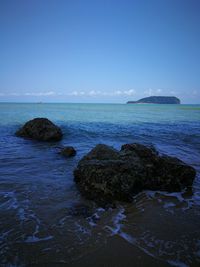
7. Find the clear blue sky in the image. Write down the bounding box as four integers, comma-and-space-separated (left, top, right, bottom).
0, 0, 200, 103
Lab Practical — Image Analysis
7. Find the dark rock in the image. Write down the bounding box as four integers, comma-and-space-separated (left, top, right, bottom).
74, 143, 196, 204
60, 146, 76, 157
16, 118, 63, 141
83, 144, 119, 160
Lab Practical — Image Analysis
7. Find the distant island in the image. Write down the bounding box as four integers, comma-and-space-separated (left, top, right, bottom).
127, 96, 181, 104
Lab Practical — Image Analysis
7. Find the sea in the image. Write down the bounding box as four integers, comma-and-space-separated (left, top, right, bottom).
0, 103, 200, 267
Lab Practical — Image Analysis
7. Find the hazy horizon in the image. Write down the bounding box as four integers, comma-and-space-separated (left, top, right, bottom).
0, 99, 200, 104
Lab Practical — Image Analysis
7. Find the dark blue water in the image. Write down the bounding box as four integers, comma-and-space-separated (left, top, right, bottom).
0, 103, 200, 266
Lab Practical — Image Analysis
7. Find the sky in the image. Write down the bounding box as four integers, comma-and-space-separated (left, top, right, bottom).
0, 0, 200, 103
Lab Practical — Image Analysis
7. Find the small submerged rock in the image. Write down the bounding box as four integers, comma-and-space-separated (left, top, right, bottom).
74, 143, 196, 204
16, 118, 63, 141
60, 146, 76, 157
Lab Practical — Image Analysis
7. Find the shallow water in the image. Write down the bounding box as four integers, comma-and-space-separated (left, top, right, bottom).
0, 103, 200, 266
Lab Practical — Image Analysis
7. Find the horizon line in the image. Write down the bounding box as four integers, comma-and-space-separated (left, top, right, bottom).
0, 101, 199, 105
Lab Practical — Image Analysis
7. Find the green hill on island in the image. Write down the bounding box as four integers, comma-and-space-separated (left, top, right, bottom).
127, 96, 181, 104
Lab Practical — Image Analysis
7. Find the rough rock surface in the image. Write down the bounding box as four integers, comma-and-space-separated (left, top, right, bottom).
60, 146, 76, 157
16, 118, 63, 141
74, 144, 196, 204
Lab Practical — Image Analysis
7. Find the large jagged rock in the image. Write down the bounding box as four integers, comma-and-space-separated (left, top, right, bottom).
16, 118, 63, 141
74, 144, 196, 204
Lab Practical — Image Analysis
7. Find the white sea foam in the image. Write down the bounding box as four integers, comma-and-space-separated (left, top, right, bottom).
119, 231, 136, 244
25, 235, 53, 243
105, 206, 126, 235
87, 207, 106, 227
163, 202, 176, 209
146, 190, 185, 202
167, 260, 189, 267
145, 189, 196, 212
75, 222, 91, 235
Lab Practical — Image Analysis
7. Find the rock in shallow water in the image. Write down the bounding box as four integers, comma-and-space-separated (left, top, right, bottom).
74, 144, 196, 204
16, 118, 63, 141
60, 146, 76, 157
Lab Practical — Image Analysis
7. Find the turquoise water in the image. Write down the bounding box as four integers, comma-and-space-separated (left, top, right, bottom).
0, 103, 200, 266
1, 103, 200, 124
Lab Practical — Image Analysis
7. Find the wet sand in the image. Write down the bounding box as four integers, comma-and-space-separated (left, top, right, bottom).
69, 235, 170, 267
